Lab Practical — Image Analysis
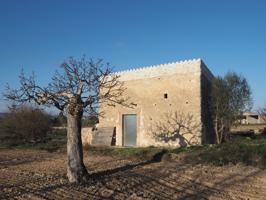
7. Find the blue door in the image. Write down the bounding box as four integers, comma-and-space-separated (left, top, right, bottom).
123, 115, 137, 146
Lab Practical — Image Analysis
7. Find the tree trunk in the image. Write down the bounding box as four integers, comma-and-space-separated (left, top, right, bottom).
67, 108, 88, 183
215, 115, 221, 144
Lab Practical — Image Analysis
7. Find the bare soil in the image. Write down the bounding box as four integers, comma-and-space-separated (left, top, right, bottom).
1, 149, 266, 200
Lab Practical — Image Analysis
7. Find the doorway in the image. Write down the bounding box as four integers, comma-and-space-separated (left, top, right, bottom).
123, 114, 137, 146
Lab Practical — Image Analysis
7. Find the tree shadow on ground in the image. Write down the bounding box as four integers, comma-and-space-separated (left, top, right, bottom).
0, 153, 49, 168
2, 151, 265, 200
89, 149, 168, 180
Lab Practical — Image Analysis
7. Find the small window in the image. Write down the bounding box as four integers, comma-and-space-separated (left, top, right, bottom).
164, 93, 168, 99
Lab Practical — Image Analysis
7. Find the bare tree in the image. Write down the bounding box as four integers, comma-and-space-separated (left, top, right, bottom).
211, 72, 253, 144
4, 56, 129, 183
150, 111, 202, 147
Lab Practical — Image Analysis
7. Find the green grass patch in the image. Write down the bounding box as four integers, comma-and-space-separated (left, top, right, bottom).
85, 145, 165, 158
84, 136, 266, 167
0, 129, 67, 152
170, 136, 266, 168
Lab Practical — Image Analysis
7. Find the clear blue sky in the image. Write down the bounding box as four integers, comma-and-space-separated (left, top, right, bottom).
0, 0, 266, 112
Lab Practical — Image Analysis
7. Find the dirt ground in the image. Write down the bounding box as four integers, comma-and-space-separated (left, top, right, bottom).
1, 149, 266, 200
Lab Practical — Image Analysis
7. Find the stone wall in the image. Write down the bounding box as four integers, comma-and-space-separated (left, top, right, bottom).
98, 59, 214, 147
81, 127, 93, 145
200, 62, 215, 144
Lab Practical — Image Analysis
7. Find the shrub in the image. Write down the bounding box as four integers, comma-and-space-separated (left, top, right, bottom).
170, 136, 266, 168
0, 106, 52, 144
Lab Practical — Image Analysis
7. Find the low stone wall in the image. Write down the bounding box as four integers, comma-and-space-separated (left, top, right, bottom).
81, 127, 93, 145
231, 124, 266, 135
52, 126, 93, 145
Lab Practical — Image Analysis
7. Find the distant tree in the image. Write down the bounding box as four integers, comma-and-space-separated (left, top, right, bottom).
0, 105, 51, 143
211, 72, 253, 144
52, 112, 67, 127
3, 56, 130, 183
82, 115, 99, 127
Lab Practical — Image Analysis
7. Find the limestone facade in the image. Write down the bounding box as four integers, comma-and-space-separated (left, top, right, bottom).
98, 58, 215, 147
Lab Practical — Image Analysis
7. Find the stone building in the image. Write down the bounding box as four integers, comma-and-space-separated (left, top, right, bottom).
240, 112, 266, 125
230, 112, 266, 135
92, 58, 215, 147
